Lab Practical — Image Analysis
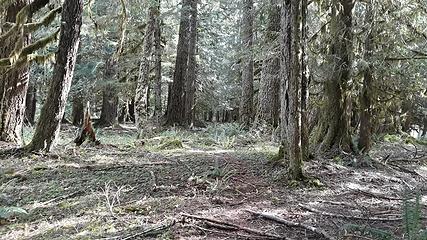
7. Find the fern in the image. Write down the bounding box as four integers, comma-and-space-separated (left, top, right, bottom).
0, 206, 28, 219
403, 193, 426, 240
345, 192, 427, 240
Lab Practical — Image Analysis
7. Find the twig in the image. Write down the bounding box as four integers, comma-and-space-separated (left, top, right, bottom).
83, 162, 172, 171
246, 210, 335, 240
121, 220, 176, 240
355, 189, 403, 201
38, 190, 82, 206
343, 234, 375, 240
298, 204, 402, 222
182, 213, 285, 239
190, 223, 267, 239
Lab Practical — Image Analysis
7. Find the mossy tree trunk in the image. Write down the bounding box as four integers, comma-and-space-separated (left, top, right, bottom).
25, 0, 83, 152
0, 0, 30, 144
256, 0, 280, 128
153, 0, 162, 120
358, 0, 374, 152
239, 0, 254, 129
135, 3, 158, 136
316, 0, 354, 153
280, 0, 308, 180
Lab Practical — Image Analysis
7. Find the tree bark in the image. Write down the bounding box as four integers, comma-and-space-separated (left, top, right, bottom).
300, 0, 310, 161
256, 0, 280, 128
166, 0, 191, 126
25, 0, 83, 152
0, 0, 31, 144
280, 0, 306, 180
317, 0, 354, 153
153, 0, 162, 120
184, 0, 198, 127
72, 95, 84, 126
24, 77, 37, 125
98, 58, 118, 127
358, 1, 374, 152
135, 3, 158, 136
239, 0, 255, 129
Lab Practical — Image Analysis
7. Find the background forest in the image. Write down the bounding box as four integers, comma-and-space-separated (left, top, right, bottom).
0, 0, 426, 239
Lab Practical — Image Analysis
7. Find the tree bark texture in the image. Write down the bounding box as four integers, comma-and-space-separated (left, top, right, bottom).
184, 0, 198, 127
135, 3, 158, 136
280, 0, 307, 180
256, 0, 280, 128
26, 0, 83, 151
72, 95, 84, 126
239, 0, 254, 129
24, 78, 37, 125
166, 0, 191, 126
317, 0, 354, 152
358, 1, 374, 152
153, 0, 162, 120
98, 58, 119, 127
0, 0, 30, 144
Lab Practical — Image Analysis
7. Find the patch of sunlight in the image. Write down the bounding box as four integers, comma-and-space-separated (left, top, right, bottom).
88, 154, 116, 163
2, 216, 90, 240
346, 182, 366, 191
416, 166, 427, 178
421, 195, 427, 206
185, 149, 236, 154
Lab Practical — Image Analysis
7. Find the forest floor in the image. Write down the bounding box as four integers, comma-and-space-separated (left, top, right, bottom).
0, 124, 426, 240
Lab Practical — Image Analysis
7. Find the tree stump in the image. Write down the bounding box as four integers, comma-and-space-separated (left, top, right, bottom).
74, 102, 100, 146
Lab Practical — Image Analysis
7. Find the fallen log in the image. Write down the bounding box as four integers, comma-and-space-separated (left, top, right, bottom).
182, 213, 285, 239
246, 209, 335, 240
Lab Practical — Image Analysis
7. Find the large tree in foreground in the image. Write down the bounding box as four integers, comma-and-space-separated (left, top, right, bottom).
0, 0, 30, 144
239, 0, 254, 129
165, 0, 192, 126
315, 0, 354, 153
358, 0, 374, 152
135, 2, 159, 137
280, 0, 308, 180
0, 0, 62, 144
255, 0, 281, 128
184, 0, 198, 127
26, 0, 83, 152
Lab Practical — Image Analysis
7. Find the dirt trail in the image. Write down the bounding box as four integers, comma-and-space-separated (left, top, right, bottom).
1, 127, 426, 239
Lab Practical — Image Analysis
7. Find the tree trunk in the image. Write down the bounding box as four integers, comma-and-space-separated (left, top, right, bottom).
24, 78, 37, 125
317, 0, 354, 152
135, 3, 158, 136
26, 0, 83, 152
0, 0, 31, 144
153, 1, 163, 120
358, 1, 374, 152
300, 0, 310, 161
239, 0, 255, 129
184, 0, 198, 127
256, 0, 280, 128
280, 0, 307, 180
72, 95, 84, 126
166, 0, 191, 126
98, 58, 118, 127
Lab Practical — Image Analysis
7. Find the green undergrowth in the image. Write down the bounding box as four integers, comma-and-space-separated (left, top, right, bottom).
345, 192, 427, 240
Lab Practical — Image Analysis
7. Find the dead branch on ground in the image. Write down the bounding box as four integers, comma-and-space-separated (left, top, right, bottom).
246, 209, 335, 240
